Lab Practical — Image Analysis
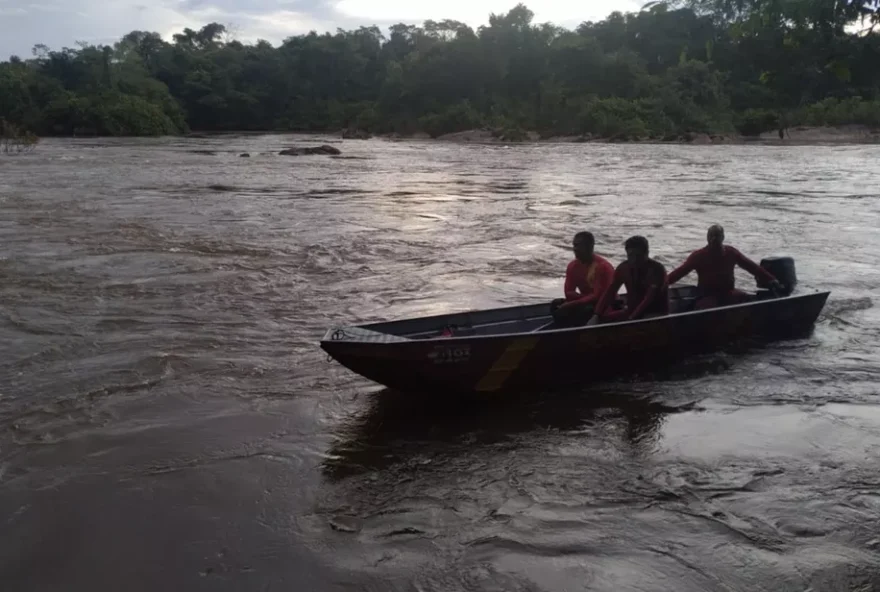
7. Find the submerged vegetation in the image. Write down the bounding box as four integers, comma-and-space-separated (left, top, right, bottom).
1, 0, 879, 139
0, 119, 39, 154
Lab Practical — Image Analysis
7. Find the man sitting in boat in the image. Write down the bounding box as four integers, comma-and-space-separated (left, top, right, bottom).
551, 231, 615, 326
666, 224, 783, 309
593, 235, 669, 323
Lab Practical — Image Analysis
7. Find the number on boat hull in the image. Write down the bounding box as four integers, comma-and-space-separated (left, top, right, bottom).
429, 345, 471, 364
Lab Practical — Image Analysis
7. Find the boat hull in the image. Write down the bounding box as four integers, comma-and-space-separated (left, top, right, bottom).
321, 291, 830, 394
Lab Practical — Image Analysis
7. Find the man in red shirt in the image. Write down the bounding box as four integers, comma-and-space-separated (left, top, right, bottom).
667, 225, 782, 309
551, 231, 615, 326
594, 236, 669, 323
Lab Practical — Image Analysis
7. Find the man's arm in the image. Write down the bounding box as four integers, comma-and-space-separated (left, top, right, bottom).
589, 263, 615, 304
732, 248, 777, 284
563, 262, 580, 301
629, 266, 666, 320
567, 263, 614, 306
595, 268, 624, 317
666, 253, 697, 286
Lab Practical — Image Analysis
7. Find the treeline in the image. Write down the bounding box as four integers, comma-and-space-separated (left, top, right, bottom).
1, 0, 879, 139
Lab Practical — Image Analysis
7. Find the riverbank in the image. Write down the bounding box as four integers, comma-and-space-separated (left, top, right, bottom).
21, 124, 872, 147
376, 124, 880, 145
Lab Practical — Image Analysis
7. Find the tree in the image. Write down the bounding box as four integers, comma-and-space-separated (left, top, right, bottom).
0, 3, 878, 138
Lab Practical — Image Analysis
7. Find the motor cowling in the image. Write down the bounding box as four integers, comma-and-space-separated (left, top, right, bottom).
758, 256, 797, 295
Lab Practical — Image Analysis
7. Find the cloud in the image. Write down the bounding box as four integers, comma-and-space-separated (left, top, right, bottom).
0, 0, 640, 58
335, 0, 641, 29
0, 0, 199, 56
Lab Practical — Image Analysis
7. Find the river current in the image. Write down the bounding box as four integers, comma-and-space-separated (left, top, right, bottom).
1, 136, 879, 591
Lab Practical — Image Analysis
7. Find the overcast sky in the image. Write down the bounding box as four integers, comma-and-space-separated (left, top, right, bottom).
0, 0, 641, 59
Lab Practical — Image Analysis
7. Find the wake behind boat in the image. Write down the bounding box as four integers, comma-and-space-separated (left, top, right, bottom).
321, 256, 830, 393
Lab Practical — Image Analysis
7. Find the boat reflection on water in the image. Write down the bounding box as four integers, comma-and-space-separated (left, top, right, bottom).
320, 343, 773, 482
321, 367, 716, 482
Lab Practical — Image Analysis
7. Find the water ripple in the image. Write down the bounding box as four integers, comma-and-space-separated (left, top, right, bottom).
1, 136, 880, 591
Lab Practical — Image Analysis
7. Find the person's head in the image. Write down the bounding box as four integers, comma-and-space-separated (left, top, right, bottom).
707, 224, 725, 250
573, 231, 595, 263
625, 235, 650, 265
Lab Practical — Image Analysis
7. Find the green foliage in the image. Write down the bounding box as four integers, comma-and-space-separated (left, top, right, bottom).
0, 4, 878, 138
736, 108, 779, 135
497, 126, 530, 142
670, 0, 879, 33
791, 97, 880, 127
97, 93, 181, 135
418, 101, 484, 137
40, 91, 179, 135
577, 98, 650, 139
0, 40, 186, 136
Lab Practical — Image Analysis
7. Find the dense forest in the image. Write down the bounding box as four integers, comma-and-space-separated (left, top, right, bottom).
1, 0, 879, 139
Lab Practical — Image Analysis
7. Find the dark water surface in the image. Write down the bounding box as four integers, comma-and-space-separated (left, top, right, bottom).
1, 136, 879, 591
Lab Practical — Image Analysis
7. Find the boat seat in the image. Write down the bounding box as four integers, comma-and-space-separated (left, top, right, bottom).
670, 297, 697, 314
753, 289, 778, 301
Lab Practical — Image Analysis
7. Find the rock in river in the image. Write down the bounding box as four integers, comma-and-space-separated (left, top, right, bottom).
279, 145, 342, 156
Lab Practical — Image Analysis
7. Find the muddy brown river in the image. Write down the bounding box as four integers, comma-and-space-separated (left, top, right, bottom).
1, 136, 879, 591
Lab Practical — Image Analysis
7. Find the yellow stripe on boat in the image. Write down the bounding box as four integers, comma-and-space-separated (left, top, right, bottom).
475, 336, 539, 392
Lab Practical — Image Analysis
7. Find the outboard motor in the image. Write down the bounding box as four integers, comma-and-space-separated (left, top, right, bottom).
758, 256, 797, 295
